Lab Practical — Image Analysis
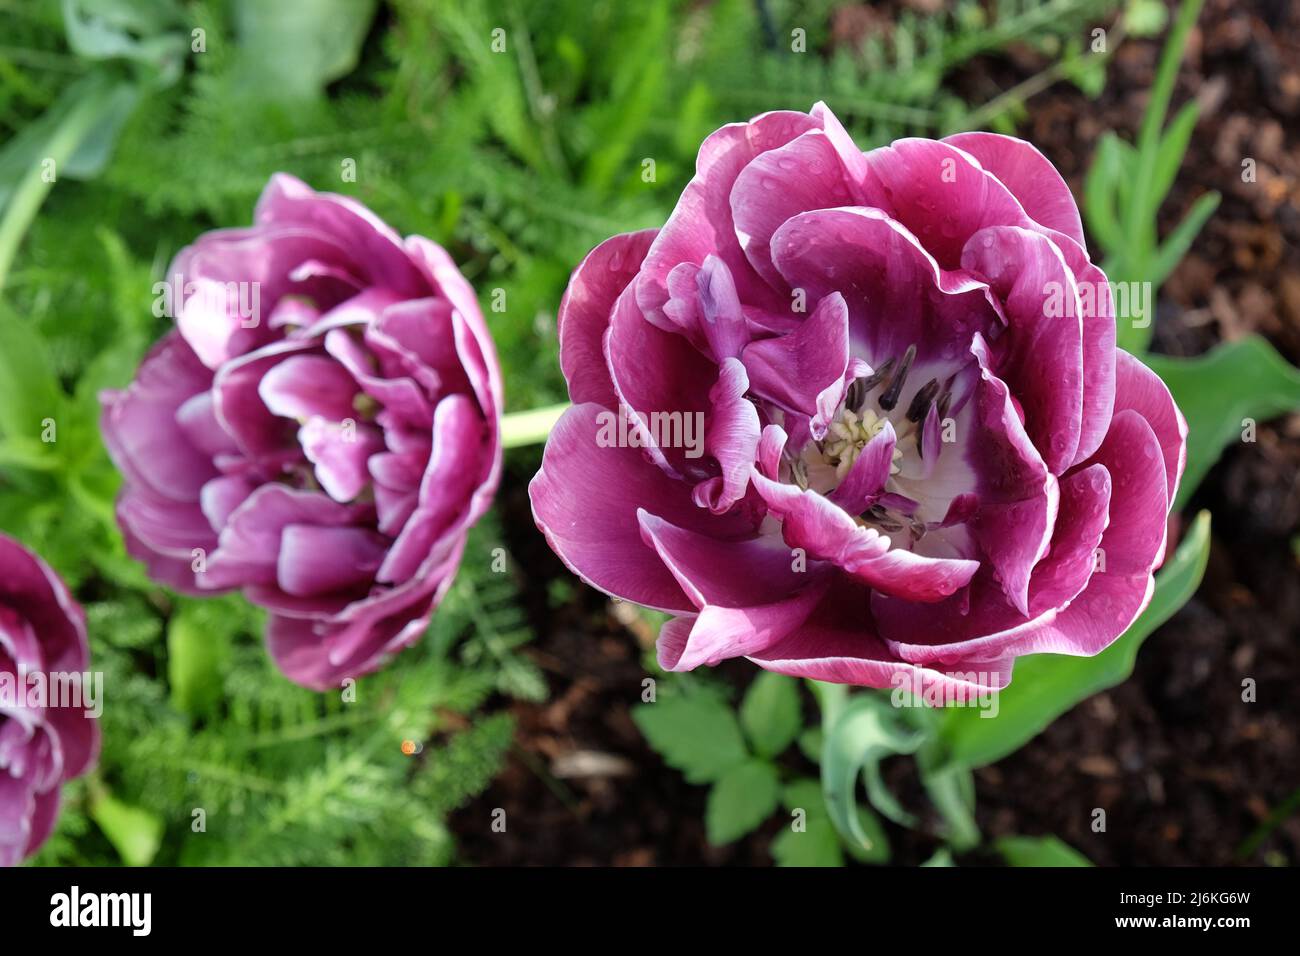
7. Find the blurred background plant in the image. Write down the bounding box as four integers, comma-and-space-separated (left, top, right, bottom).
1, 0, 1297, 865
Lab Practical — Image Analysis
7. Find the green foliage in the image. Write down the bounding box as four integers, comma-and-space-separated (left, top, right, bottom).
739, 670, 802, 759
818, 689, 924, 862
706, 759, 781, 846
770, 779, 842, 867
1147, 339, 1300, 511
633, 685, 748, 786
1083, 0, 1218, 352
87, 789, 165, 867
635, 677, 816, 850
996, 835, 1093, 866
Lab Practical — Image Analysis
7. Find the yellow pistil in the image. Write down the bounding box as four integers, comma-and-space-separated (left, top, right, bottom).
822, 408, 903, 481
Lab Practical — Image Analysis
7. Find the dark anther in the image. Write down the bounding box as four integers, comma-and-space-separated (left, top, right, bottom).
877, 344, 916, 412
851, 358, 895, 410
845, 378, 865, 412
905, 377, 940, 423
861, 504, 904, 533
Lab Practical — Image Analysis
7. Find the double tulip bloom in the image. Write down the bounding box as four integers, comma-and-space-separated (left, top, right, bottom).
532, 103, 1186, 695
102, 176, 502, 690
0, 536, 98, 866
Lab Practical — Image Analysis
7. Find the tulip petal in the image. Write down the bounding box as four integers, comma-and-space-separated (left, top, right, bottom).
961, 225, 1084, 472
1112, 349, 1187, 507
769, 206, 1001, 367
638, 110, 820, 318
731, 129, 861, 290
942, 131, 1087, 249
530, 403, 756, 613
966, 332, 1058, 615
559, 230, 657, 408
277, 525, 389, 597
742, 291, 852, 433
749, 470, 978, 602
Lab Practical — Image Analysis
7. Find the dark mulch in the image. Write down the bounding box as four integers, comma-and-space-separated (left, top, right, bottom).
450, 0, 1300, 866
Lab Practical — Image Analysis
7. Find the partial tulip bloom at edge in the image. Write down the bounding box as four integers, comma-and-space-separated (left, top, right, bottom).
0, 535, 99, 866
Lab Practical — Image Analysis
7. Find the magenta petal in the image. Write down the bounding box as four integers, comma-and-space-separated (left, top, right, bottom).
692, 358, 760, 514
748, 587, 1011, 692
200, 475, 255, 532
809, 102, 881, 196
606, 282, 716, 478
170, 226, 356, 368
876, 463, 1112, 663
638, 110, 820, 317
254, 173, 427, 296
99, 333, 216, 503
324, 328, 433, 431
404, 234, 504, 428
828, 419, 896, 514
1112, 349, 1187, 507
175, 391, 239, 460
730, 129, 859, 290
117, 490, 218, 573
741, 291, 851, 429
866, 138, 1036, 269
529, 404, 755, 613
636, 511, 814, 609
749, 470, 978, 602
115, 496, 213, 595
769, 206, 1001, 366
694, 255, 750, 361
376, 393, 488, 585
257, 354, 360, 422
558, 230, 658, 408
299, 417, 385, 502
212, 339, 312, 459
203, 484, 368, 590
942, 132, 1088, 249
277, 525, 389, 597
1001, 410, 1169, 657
961, 225, 1084, 473
659, 594, 827, 672
967, 333, 1058, 615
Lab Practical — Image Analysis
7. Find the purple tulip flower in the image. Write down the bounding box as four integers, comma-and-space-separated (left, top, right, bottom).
102, 175, 502, 690
0, 535, 99, 866
531, 103, 1187, 696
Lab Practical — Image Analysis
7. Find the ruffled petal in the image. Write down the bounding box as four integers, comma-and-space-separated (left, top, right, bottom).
769, 206, 1001, 367
749, 469, 978, 602
558, 230, 657, 407
966, 332, 1058, 615
254, 173, 427, 296
730, 128, 861, 290
99, 333, 217, 503
529, 403, 756, 613
637, 110, 820, 318
692, 358, 760, 514
961, 225, 1084, 473
277, 525, 389, 597
741, 291, 851, 432
864, 137, 1032, 269
942, 131, 1088, 249
258, 354, 360, 422
1112, 349, 1187, 507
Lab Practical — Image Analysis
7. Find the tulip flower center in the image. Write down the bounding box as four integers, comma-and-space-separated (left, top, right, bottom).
784, 342, 964, 550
